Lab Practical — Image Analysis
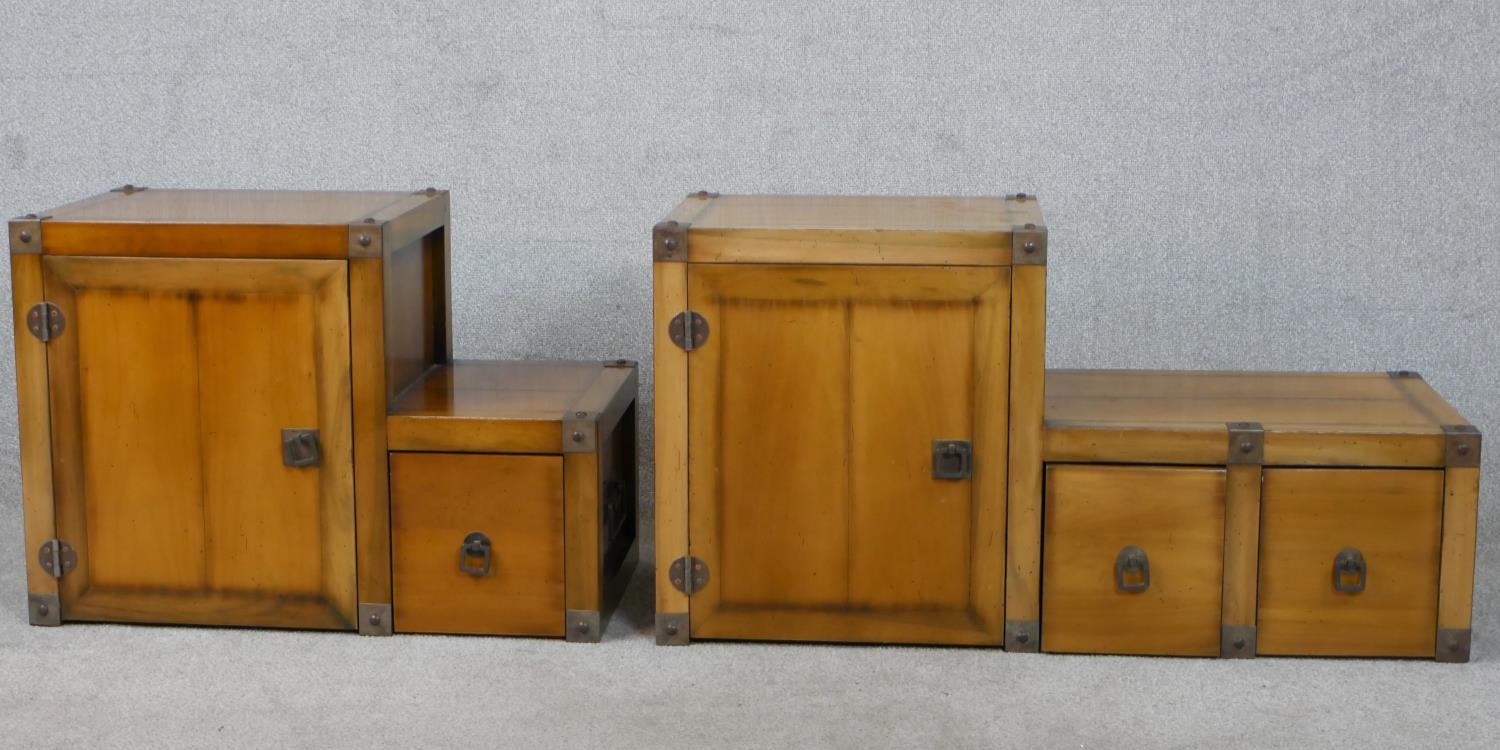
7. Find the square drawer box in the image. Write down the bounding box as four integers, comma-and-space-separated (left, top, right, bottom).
652, 193, 1048, 646
1031, 370, 1480, 661
386, 360, 639, 641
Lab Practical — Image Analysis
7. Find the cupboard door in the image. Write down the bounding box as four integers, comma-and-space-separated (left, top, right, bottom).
1041, 465, 1226, 656
43, 257, 356, 629
1258, 468, 1442, 657
390, 453, 565, 636
685, 264, 1010, 644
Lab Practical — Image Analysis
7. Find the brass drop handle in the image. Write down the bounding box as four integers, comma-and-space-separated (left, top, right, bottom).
1115, 545, 1150, 592
459, 532, 492, 577
281, 428, 321, 468
1333, 547, 1366, 593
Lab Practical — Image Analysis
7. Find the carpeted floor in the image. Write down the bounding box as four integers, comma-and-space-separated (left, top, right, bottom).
1, 504, 1495, 749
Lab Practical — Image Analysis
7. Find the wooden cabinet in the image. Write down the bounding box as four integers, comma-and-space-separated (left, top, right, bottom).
12, 187, 451, 632
387, 360, 639, 641
652, 193, 1047, 646
1036, 370, 1481, 661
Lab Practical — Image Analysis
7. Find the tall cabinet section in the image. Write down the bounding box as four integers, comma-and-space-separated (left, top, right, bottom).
10, 187, 451, 633
652, 193, 1047, 646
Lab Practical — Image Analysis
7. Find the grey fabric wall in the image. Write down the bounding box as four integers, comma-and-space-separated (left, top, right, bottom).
1, 0, 1496, 642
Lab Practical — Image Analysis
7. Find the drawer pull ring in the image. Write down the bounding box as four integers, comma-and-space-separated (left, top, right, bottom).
1115, 545, 1150, 592
1332, 548, 1366, 593
459, 532, 493, 577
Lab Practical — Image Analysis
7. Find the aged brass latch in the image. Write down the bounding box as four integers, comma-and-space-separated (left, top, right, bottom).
1333, 548, 1366, 593
1115, 545, 1150, 592
459, 532, 493, 577
281, 428, 321, 468
931, 440, 972, 480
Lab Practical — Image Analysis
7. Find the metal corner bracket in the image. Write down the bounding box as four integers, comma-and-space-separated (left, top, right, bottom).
1011, 222, 1047, 266
1442, 424, 1481, 468
1221, 625, 1256, 658
28, 593, 61, 627
1436, 628, 1471, 663
9, 213, 45, 254
1005, 619, 1039, 652
1387, 369, 1424, 380
656, 612, 690, 646
563, 411, 598, 453
348, 217, 385, 258
653, 220, 690, 262
110, 184, 147, 194
358, 602, 393, 636
604, 358, 637, 369
566, 609, 602, 643
1227, 421, 1265, 465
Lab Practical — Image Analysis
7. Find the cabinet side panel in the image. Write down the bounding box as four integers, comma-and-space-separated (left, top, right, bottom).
350, 258, 392, 610
13, 254, 57, 606
1437, 465, 1479, 661
382, 230, 448, 402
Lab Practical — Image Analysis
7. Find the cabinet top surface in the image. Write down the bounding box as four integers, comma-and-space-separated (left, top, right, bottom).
391, 360, 635, 423
35, 189, 418, 225
1046, 369, 1468, 435
682, 194, 1040, 233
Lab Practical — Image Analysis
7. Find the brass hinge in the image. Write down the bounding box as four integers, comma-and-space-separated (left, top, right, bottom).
668, 311, 709, 351
26, 302, 65, 342
37, 539, 77, 579
669, 556, 709, 596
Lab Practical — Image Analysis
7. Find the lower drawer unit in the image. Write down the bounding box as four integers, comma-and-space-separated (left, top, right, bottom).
1033, 369, 1481, 661
384, 360, 639, 641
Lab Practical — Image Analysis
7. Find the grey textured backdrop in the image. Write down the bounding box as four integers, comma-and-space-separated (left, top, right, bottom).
1, 1, 1497, 747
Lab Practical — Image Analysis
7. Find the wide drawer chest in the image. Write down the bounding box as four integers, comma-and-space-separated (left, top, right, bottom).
1033, 369, 1480, 661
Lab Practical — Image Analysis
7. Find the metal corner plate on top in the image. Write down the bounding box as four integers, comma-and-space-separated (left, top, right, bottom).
1221, 625, 1256, 658
1005, 620, 1039, 652
9, 214, 44, 254
1010, 222, 1047, 266
1442, 424, 1482, 468
566, 609, 602, 643
656, 612, 689, 646
653, 220, 690, 261
1387, 369, 1423, 380
28, 593, 61, 627
1226, 421, 1265, 465
358, 602, 393, 636
347, 218, 385, 258
1436, 628, 1471, 663
562, 411, 598, 453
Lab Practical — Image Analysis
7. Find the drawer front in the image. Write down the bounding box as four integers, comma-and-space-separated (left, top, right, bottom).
391, 452, 564, 636
1042, 465, 1225, 656
1258, 468, 1442, 657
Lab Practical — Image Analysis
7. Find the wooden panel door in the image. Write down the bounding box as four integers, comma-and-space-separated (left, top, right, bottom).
42, 257, 356, 629
1258, 468, 1443, 657
686, 264, 1010, 644
390, 453, 565, 637
1041, 465, 1226, 656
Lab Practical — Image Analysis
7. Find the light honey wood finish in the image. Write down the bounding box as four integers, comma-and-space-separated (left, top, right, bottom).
12, 254, 58, 614
1437, 465, 1479, 660
350, 258, 392, 617
390, 453, 565, 637
653, 260, 691, 638
1042, 466, 1226, 656
564, 453, 601, 620
24, 188, 444, 259
1004, 263, 1045, 648
680, 194, 1042, 266
1257, 468, 1443, 657
1045, 370, 1455, 466
685, 263, 1009, 645
43, 256, 356, 630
